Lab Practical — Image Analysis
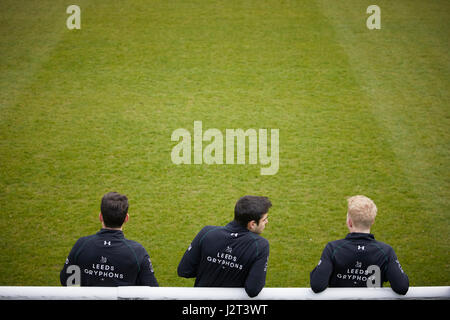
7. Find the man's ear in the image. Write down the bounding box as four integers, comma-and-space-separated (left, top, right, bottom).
123, 213, 129, 224
247, 220, 256, 231
346, 215, 353, 229
99, 212, 103, 222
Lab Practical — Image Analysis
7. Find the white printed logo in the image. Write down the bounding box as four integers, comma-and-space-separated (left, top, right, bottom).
357, 245, 365, 251
395, 259, 405, 274
104, 241, 111, 246
264, 257, 269, 272
148, 258, 154, 273
230, 233, 238, 238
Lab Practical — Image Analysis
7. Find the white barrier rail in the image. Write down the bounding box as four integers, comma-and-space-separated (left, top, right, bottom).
0, 286, 448, 300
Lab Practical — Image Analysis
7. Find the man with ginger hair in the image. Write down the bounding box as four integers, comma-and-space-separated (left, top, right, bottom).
310, 195, 409, 295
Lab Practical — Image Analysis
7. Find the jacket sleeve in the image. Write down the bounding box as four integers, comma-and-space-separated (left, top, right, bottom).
244, 240, 269, 298
310, 243, 333, 293
385, 247, 409, 295
177, 226, 213, 278
136, 249, 159, 286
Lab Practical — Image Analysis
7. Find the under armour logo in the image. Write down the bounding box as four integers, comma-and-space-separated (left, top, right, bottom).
230, 233, 238, 238
104, 241, 111, 246
358, 245, 365, 251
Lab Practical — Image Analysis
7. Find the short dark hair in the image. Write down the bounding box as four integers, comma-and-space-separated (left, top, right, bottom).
234, 195, 272, 227
100, 192, 129, 228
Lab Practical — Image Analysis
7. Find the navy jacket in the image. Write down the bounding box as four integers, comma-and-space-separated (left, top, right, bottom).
177, 221, 269, 297
310, 233, 409, 294
60, 229, 158, 286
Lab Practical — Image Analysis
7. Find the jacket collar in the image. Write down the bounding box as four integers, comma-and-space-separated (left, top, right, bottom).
225, 220, 250, 233
345, 232, 375, 241
97, 228, 125, 238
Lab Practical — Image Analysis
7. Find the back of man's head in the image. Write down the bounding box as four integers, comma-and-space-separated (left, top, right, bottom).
347, 195, 377, 230
100, 192, 129, 228
234, 195, 272, 227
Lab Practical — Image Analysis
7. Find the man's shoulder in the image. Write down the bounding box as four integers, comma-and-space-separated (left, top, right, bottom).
325, 235, 395, 255
68, 233, 99, 261
326, 238, 350, 248
73, 233, 98, 246
197, 225, 224, 235
199, 225, 221, 233
369, 238, 395, 254
245, 233, 269, 255
320, 238, 351, 255
249, 232, 269, 244
122, 237, 149, 254
196, 225, 222, 242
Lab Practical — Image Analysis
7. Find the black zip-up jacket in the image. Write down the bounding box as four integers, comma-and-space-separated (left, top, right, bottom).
60, 229, 158, 286
310, 233, 409, 295
177, 221, 269, 297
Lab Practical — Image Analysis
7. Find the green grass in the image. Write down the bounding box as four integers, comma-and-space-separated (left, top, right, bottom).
0, 0, 448, 287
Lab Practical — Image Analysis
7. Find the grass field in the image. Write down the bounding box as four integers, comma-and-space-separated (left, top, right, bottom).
0, 0, 449, 288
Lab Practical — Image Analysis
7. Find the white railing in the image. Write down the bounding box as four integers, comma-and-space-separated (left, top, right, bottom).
0, 286, 448, 300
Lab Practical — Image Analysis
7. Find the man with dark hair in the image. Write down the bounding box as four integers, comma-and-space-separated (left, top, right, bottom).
177, 195, 272, 297
60, 192, 159, 287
